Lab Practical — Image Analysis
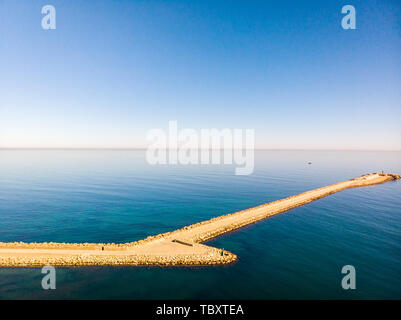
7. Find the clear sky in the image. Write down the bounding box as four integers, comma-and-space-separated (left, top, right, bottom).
0, 0, 400, 150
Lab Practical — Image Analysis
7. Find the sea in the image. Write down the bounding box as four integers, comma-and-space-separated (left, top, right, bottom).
0, 150, 400, 299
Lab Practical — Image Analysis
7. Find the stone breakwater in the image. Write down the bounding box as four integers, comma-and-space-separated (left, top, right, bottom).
0, 251, 237, 267
0, 173, 399, 267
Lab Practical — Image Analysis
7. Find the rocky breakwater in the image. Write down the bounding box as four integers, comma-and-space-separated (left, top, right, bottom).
0, 172, 398, 267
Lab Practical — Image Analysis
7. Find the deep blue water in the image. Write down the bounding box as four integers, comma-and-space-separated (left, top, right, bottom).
0, 150, 400, 299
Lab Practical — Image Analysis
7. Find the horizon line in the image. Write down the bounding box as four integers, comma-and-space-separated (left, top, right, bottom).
1, 147, 400, 152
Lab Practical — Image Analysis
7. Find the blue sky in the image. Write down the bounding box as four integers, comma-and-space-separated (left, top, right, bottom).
0, 0, 400, 149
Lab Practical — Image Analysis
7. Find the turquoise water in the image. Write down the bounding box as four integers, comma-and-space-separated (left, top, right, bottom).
0, 150, 400, 299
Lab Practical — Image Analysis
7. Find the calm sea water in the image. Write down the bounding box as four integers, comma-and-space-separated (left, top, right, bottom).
0, 150, 400, 299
